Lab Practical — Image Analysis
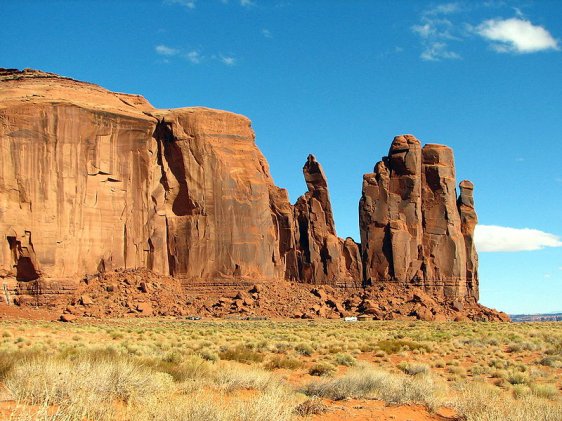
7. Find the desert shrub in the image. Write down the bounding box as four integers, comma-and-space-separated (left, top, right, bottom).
538, 355, 561, 368
6, 354, 174, 406
531, 383, 558, 400
376, 339, 430, 355
142, 355, 212, 382
236, 383, 295, 421
308, 362, 336, 377
454, 382, 562, 421
215, 363, 278, 392
199, 349, 219, 362
334, 353, 356, 367
135, 385, 295, 421
470, 365, 488, 376
507, 343, 522, 353
273, 342, 291, 354
133, 393, 228, 421
448, 366, 467, 376
398, 362, 430, 376
0, 350, 40, 380
264, 355, 302, 370
434, 359, 446, 368
295, 343, 314, 356
512, 384, 531, 399
507, 370, 529, 385
293, 398, 329, 416
219, 344, 264, 364
303, 364, 445, 410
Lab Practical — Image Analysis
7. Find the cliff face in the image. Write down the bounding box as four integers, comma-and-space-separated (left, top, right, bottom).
359, 135, 478, 300
1, 69, 487, 315
0, 69, 285, 285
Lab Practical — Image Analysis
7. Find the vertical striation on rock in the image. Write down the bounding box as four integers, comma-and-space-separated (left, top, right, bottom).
360, 135, 479, 302
421, 144, 467, 299
359, 135, 423, 285
458, 180, 479, 300
150, 108, 281, 282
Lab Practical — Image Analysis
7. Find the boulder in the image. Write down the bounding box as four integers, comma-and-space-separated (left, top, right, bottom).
60, 314, 77, 322
136, 302, 153, 315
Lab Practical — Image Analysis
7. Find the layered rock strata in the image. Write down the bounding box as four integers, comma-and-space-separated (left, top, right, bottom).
359, 135, 478, 300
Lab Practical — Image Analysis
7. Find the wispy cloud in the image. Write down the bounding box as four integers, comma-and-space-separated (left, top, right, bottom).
219, 55, 237, 66
262, 28, 272, 38
240, 0, 255, 7
155, 44, 179, 56
164, 0, 196, 9
185, 50, 202, 64
476, 18, 559, 53
475, 225, 562, 252
411, 2, 463, 61
155, 45, 237, 66
420, 42, 461, 61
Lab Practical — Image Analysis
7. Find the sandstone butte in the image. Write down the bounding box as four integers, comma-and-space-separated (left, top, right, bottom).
0, 69, 508, 321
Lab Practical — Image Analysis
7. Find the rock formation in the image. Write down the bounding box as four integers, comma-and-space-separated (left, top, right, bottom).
0, 68, 504, 320
293, 155, 361, 287
359, 135, 478, 301
0, 69, 285, 287
458, 180, 479, 300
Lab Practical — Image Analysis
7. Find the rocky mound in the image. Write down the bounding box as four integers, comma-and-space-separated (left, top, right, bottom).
56, 269, 507, 321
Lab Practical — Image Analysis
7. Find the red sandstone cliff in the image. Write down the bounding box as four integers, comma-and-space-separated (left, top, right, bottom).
359, 135, 479, 301
0, 69, 286, 287
0, 69, 505, 320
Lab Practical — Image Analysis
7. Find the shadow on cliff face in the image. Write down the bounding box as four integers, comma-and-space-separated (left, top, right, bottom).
7, 236, 39, 282
153, 120, 199, 217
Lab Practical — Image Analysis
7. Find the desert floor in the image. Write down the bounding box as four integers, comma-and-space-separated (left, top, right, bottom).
0, 316, 560, 420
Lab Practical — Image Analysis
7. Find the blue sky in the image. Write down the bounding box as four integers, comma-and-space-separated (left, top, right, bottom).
2, 0, 561, 314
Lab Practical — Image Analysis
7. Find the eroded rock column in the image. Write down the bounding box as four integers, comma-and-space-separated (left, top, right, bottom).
294, 155, 361, 287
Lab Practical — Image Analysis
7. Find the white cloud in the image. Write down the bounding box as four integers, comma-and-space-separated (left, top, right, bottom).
164, 0, 196, 9
421, 42, 461, 61
220, 55, 236, 66
477, 18, 559, 53
185, 50, 202, 64
240, 0, 255, 7
475, 225, 562, 252
426, 2, 461, 16
412, 3, 462, 61
262, 28, 272, 38
155, 44, 179, 56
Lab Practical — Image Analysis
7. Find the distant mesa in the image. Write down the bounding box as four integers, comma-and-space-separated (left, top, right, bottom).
0, 68, 507, 321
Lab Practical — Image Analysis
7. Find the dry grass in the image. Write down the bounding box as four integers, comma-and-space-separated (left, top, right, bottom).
0, 319, 560, 420
303, 363, 446, 411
